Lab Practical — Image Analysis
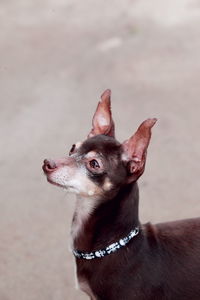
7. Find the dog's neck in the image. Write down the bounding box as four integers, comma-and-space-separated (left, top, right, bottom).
71, 182, 139, 252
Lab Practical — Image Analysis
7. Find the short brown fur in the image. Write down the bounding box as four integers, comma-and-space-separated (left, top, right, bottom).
43, 90, 200, 300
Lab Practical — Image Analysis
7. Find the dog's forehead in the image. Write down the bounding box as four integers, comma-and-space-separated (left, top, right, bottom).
79, 135, 121, 157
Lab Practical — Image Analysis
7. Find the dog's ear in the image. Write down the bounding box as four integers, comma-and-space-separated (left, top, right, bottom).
88, 89, 115, 138
122, 118, 157, 182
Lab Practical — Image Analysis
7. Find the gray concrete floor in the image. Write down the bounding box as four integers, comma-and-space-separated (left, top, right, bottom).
1, 0, 200, 299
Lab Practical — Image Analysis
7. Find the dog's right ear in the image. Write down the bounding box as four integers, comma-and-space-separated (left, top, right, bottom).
88, 89, 115, 138
122, 118, 157, 182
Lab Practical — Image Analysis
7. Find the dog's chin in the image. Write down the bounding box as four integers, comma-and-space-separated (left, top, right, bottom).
46, 176, 76, 193
46, 177, 66, 189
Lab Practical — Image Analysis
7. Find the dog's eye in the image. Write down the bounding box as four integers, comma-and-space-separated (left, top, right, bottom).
89, 159, 100, 169
69, 144, 75, 156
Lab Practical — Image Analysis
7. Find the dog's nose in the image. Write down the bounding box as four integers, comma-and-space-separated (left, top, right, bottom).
43, 159, 57, 172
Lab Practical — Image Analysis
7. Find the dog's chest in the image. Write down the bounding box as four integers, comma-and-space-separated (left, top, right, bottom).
78, 276, 97, 300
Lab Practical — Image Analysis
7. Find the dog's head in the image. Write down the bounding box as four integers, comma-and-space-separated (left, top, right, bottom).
42, 90, 156, 199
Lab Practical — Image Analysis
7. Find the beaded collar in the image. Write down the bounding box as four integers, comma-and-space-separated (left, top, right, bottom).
72, 226, 139, 260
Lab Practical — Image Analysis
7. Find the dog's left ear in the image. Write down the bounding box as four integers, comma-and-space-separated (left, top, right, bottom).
122, 118, 157, 182
88, 89, 115, 138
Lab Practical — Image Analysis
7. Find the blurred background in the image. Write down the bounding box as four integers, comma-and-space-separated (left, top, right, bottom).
1, 0, 200, 299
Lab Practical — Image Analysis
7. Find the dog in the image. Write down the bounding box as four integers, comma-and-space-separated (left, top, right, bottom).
43, 90, 200, 300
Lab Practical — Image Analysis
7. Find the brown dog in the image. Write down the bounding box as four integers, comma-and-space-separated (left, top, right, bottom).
43, 90, 200, 300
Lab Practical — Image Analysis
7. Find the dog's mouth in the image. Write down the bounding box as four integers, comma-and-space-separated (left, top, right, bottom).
42, 161, 77, 192
42, 162, 63, 188
46, 177, 63, 188
46, 175, 75, 191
